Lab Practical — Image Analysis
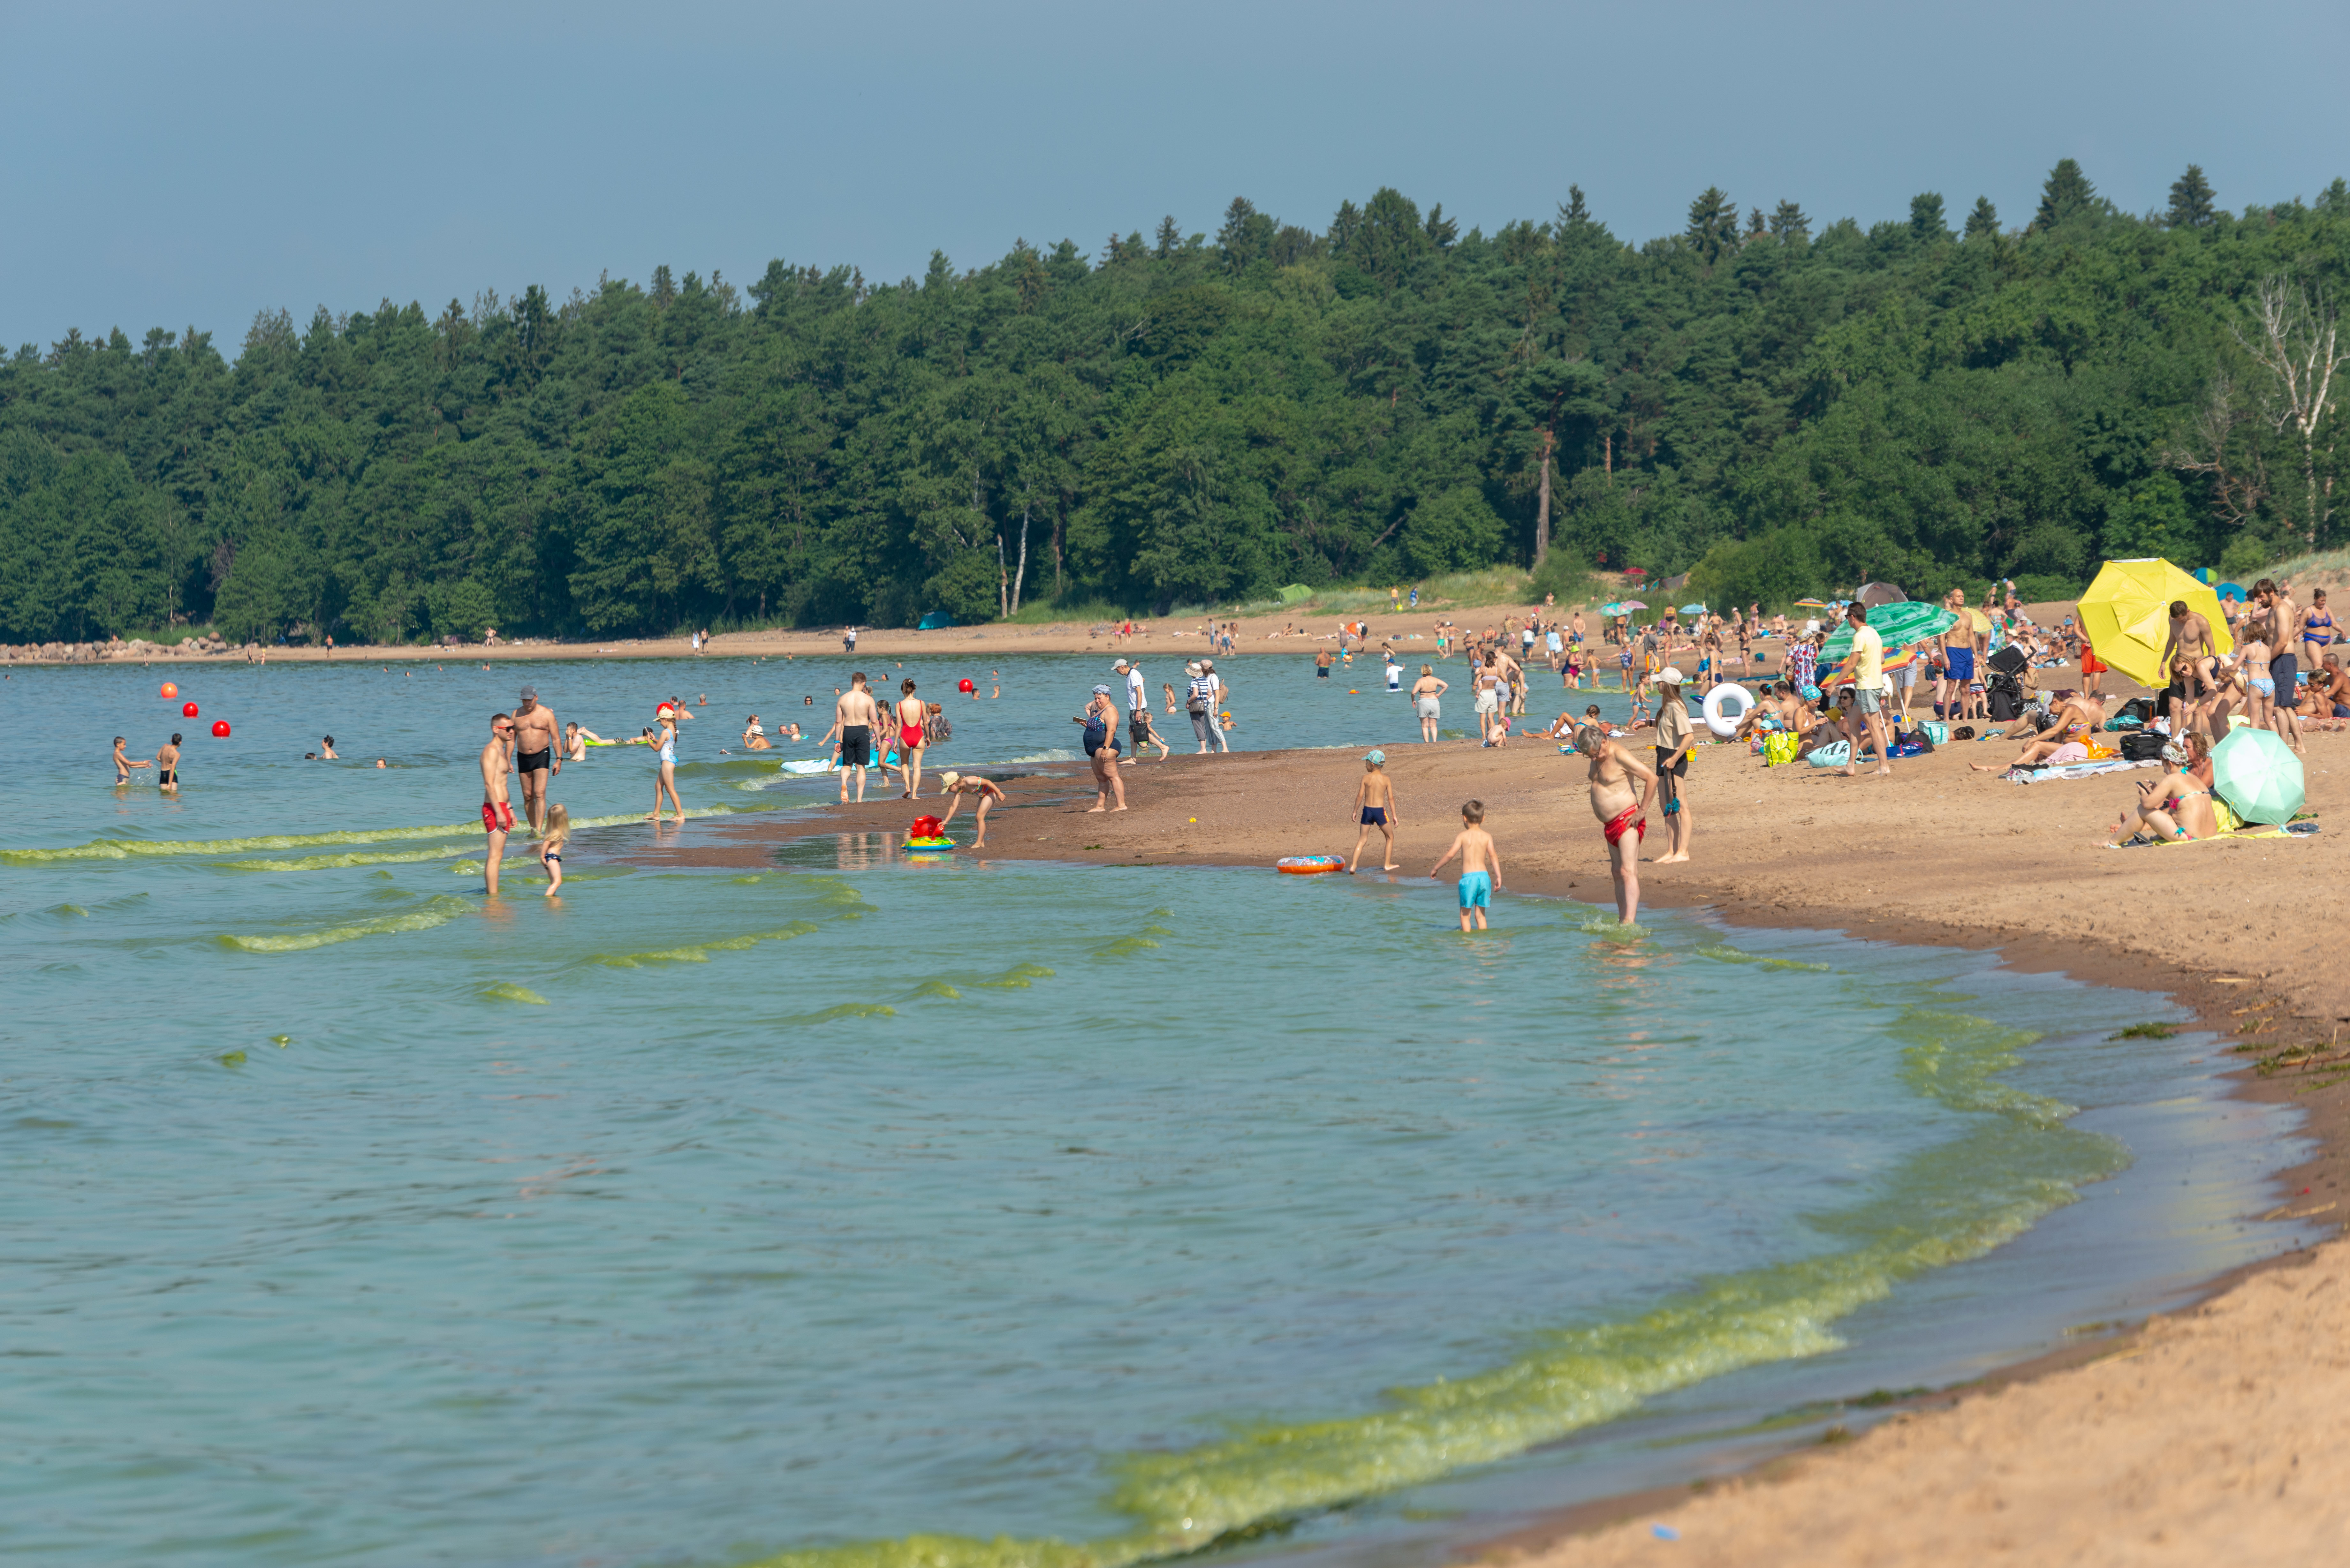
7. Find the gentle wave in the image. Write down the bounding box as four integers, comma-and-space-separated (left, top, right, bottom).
589, 922, 821, 968
219, 896, 474, 954
1695, 943, 1833, 972
480, 983, 549, 1005
729, 1004, 2125, 1568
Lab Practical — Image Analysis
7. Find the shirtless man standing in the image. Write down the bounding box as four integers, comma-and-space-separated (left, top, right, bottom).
1936, 589, 1982, 720
1581, 723, 1658, 925
156, 733, 182, 793
481, 712, 518, 897
2157, 599, 2217, 702
510, 686, 560, 830
2257, 580, 2306, 752
830, 674, 881, 803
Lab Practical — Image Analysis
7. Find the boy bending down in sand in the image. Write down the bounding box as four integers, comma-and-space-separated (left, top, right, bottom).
1428, 799, 1501, 931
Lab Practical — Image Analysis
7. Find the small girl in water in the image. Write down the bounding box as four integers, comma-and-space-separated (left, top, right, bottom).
535, 804, 569, 896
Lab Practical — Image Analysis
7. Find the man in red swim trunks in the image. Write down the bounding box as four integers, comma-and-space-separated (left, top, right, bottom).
1580, 721, 1657, 925
481, 712, 517, 897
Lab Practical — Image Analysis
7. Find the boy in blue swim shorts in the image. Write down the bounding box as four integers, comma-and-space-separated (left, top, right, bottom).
1428, 798, 1503, 931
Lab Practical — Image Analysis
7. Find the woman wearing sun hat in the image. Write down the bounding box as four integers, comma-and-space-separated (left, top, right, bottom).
626, 703, 685, 821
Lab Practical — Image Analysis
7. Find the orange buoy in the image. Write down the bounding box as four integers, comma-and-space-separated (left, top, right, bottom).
160, 682, 178, 699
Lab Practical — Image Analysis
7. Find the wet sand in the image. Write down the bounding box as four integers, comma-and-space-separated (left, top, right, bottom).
647, 712, 2350, 1566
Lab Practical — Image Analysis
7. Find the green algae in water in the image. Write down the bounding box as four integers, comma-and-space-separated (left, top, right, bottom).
481, 983, 549, 1006
729, 1001, 2127, 1568
591, 922, 822, 968
1695, 943, 1833, 972
218, 896, 475, 954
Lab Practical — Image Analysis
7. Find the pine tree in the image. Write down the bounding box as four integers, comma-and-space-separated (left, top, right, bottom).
1152, 216, 1180, 260
1747, 207, 1766, 239
1423, 202, 1459, 249
2167, 164, 2217, 229
1963, 196, 2000, 241
1558, 185, 1592, 229
2033, 159, 2097, 231
1909, 192, 1948, 241
1684, 186, 1737, 262
1768, 200, 1809, 244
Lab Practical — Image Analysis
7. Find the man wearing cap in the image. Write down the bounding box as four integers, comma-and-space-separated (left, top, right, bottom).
511, 685, 561, 831
1347, 750, 1400, 873
1116, 657, 1145, 714
1652, 667, 1695, 862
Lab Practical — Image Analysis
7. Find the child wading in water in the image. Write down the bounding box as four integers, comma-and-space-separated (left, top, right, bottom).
1348, 750, 1401, 872
535, 803, 569, 896
1428, 799, 1502, 931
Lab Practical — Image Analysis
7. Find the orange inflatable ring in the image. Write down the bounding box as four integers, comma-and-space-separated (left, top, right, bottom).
1276, 856, 1345, 875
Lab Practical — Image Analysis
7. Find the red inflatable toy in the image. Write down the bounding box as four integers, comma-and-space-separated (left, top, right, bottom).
182, 701, 199, 718
211, 720, 231, 738
909, 815, 943, 839
160, 682, 178, 699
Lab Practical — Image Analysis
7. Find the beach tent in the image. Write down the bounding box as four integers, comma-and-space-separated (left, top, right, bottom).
917, 611, 957, 630
1278, 584, 1315, 604
2075, 559, 2232, 688
2211, 726, 2304, 825
1855, 581, 1908, 607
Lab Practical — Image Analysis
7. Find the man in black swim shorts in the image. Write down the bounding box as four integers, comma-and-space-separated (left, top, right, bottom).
511, 686, 561, 830
830, 673, 880, 802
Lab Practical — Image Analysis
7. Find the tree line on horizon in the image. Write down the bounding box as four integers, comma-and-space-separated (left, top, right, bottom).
3, 159, 2348, 646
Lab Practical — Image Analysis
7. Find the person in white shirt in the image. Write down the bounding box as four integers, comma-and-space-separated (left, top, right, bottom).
1115, 658, 1146, 714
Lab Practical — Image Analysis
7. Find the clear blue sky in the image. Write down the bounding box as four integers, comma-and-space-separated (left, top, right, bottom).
8, 0, 2347, 352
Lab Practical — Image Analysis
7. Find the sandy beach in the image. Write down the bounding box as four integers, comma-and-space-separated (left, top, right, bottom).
641, 702, 2350, 1566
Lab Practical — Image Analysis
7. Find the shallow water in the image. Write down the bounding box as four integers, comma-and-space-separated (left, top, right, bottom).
0, 659, 2311, 1568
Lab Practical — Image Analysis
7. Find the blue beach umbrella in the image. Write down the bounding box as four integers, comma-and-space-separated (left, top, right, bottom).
1679, 602, 1707, 615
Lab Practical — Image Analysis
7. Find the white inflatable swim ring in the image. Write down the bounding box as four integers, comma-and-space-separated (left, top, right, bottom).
1701, 683, 1755, 738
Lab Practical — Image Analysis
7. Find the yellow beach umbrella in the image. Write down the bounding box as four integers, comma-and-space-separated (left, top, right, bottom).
1966, 607, 1991, 635
2076, 558, 2232, 688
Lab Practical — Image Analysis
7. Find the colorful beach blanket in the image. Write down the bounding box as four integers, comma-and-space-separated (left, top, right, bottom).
2107, 821, 2321, 849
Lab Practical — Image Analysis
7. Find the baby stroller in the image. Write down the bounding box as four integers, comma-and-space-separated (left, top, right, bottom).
1984, 643, 2029, 721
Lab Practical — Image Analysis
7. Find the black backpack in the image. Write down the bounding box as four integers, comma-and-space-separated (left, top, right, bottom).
2120, 731, 2168, 762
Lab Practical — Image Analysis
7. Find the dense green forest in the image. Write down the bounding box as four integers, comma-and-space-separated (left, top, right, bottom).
5, 160, 2349, 644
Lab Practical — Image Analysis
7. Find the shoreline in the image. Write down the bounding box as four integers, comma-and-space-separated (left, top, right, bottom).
624, 736, 2349, 1565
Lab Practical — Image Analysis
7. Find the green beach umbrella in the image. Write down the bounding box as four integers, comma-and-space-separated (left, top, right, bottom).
1818, 602, 1957, 662
2211, 726, 2304, 825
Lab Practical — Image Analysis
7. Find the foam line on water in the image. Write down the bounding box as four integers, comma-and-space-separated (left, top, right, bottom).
728, 1004, 2126, 1568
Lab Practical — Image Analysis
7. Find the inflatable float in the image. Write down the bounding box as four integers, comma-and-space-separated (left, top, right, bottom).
903, 837, 956, 851
779, 758, 833, 774
1276, 855, 1345, 875
1701, 683, 1755, 738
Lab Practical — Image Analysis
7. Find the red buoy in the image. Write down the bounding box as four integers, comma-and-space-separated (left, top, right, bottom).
160, 682, 179, 699
957, 678, 975, 693
211, 720, 231, 738
182, 701, 199, 718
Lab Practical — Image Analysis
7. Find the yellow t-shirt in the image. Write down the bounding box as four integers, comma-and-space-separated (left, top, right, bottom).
1849, 624, 1884, 688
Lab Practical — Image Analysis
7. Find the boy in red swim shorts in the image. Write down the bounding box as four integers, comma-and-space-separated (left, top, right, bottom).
481, 712, 516, 896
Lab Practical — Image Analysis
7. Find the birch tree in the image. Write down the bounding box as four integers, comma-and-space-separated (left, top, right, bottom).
2237, 276, 2347, 545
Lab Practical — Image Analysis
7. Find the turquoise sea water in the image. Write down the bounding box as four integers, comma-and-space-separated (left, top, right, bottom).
0, 656, 2312, 1568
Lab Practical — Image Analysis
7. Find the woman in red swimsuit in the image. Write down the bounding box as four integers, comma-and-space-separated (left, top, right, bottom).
896, 678, 929, 799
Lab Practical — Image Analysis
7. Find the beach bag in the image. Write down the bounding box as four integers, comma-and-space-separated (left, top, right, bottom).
2213, 795, 2246, 833
1805, 740, 1850, 768
1921, 721, 1949, 745
2120, 731, 2167, 762
1762, 732, 1800, 766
